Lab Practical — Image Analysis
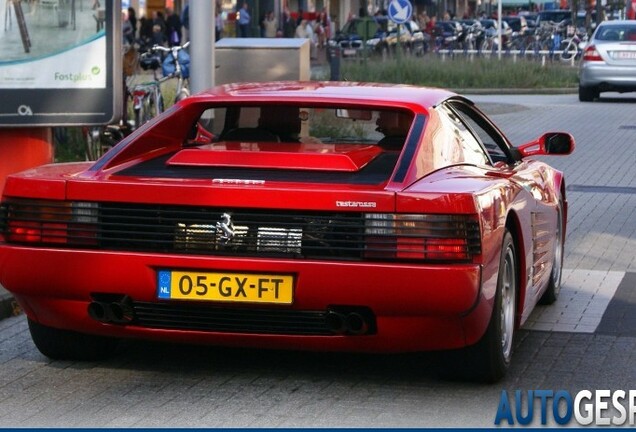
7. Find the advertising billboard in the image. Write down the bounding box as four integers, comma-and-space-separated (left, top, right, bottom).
0, 0, 121, 126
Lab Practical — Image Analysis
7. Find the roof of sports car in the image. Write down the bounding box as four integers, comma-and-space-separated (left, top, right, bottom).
189, 81, 457, 109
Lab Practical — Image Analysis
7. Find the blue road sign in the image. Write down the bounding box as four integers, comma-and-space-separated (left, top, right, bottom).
388, 0, 412, 25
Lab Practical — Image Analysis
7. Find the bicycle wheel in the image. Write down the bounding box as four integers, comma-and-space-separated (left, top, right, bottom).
136, 93, 158, 127
133, 102, 145, 130
154, 89, 164, 116
175, 88, 190, 103
143, 96, 157, 124
84, 127, 102, 161
559, 39, 576, 62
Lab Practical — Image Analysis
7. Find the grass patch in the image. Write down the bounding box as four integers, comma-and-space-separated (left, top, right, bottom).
336, 56, 578, 89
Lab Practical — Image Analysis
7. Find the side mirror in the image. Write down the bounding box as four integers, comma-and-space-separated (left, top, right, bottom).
516, 132, 575, 158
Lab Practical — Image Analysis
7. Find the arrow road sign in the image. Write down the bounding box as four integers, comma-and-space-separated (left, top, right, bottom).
388, 0, 412, 25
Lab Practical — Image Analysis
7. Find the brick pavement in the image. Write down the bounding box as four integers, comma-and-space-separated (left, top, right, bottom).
0, 313, 634, 427
0, 93, 635, 427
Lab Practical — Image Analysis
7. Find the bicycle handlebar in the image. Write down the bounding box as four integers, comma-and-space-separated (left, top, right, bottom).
150, 41, 191, 53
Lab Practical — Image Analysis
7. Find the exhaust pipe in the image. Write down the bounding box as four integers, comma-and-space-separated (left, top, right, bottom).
325, 309, 371, 335
109, 301, 134, 324
325, 311, 347, 334
345, 312, 368, 335
87, 301, 108, 322
87, 296, 134, 324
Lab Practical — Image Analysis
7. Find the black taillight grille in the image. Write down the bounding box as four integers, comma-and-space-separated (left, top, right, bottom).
0, 200, 481, 262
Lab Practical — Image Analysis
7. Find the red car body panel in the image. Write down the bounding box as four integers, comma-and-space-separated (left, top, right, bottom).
0, 82, 571, 355
3, 247, 481, 351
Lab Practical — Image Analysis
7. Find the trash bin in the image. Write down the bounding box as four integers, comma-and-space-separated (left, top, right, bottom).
327, 45, 341, 81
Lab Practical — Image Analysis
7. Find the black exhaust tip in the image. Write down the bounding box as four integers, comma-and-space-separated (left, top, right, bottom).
325, 306, 376, 335
87, 302, 108, 322
345, 312, 368, 335
325, 311, 347, 334
88, 294, 135, 325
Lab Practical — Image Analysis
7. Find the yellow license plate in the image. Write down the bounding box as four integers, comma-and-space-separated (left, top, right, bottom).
157, 270, 294, 304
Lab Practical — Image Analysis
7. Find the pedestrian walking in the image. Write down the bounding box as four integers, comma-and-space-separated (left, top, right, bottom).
215, 8, 224, 41
281, 7, 296, 38
263, 11, 278, 38
122, 11, 134, 45
237, 2, 251, 37
165, 8, 182, 46
152, 10, 167, 46
127, 7, 138, 39
181, 2, 190, 42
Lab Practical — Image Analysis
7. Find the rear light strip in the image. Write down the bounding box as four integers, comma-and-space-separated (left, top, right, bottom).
364, 213, 480, 261
1, 200, 98, 246
583, 45, 603, 62
0, 200, 481, 263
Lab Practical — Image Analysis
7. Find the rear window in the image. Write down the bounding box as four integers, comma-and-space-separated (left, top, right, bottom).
195, 105, 415, 147
595, 25, 636, 41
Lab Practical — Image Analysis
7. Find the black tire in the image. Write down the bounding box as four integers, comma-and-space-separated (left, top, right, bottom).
578, 85, 597, 102
144, 97, 156, 124
28, 318, 119, 361
464, 230, 517, 383
156, 93, 165, 115
84, 127, 101, 161
133, 106, 143, 130
539, 199, 564, 305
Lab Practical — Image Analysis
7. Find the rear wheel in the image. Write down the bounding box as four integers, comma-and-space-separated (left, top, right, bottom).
28, 318, 119, 361
144, 96, 157, 124
463, 230, 517, 382
539, 199, 564, 305
578, 85, 598, 102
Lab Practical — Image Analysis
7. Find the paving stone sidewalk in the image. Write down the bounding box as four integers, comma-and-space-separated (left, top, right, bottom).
0, 93, 634, 428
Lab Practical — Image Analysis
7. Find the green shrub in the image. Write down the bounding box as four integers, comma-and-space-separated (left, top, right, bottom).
334, 56, 578, 89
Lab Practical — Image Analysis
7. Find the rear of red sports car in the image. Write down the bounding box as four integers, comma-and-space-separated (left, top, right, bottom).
0, 82, 565, 382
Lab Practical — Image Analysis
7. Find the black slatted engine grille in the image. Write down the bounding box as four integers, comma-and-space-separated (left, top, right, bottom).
99, 204, 368, 260
0, 200, 481, 262
132, 301, 332, 335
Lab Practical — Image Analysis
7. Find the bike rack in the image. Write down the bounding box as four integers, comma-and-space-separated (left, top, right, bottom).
434, 49, 579, 66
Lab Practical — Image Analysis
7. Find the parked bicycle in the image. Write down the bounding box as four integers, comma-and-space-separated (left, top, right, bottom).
83, 42, 139, 161
133, 41, 191, 129
559, 25, 588, 62
84, 123, 131, 161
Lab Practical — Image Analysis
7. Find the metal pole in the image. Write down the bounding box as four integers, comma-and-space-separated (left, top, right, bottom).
190, 1, 214, 94
497, 0, 502, 60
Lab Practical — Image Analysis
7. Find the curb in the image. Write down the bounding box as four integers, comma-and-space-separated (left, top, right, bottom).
459, 87, 578, 95
0, 285, 20, 321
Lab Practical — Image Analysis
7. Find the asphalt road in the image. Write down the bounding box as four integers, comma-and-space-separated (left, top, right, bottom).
0, 92, 634, 428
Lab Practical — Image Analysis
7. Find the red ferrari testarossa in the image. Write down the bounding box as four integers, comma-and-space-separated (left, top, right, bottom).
0, 82, 574, 381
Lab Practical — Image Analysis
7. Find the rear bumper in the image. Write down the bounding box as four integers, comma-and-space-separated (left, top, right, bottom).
579, 62, 636, 90
0, 245, 490, 352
